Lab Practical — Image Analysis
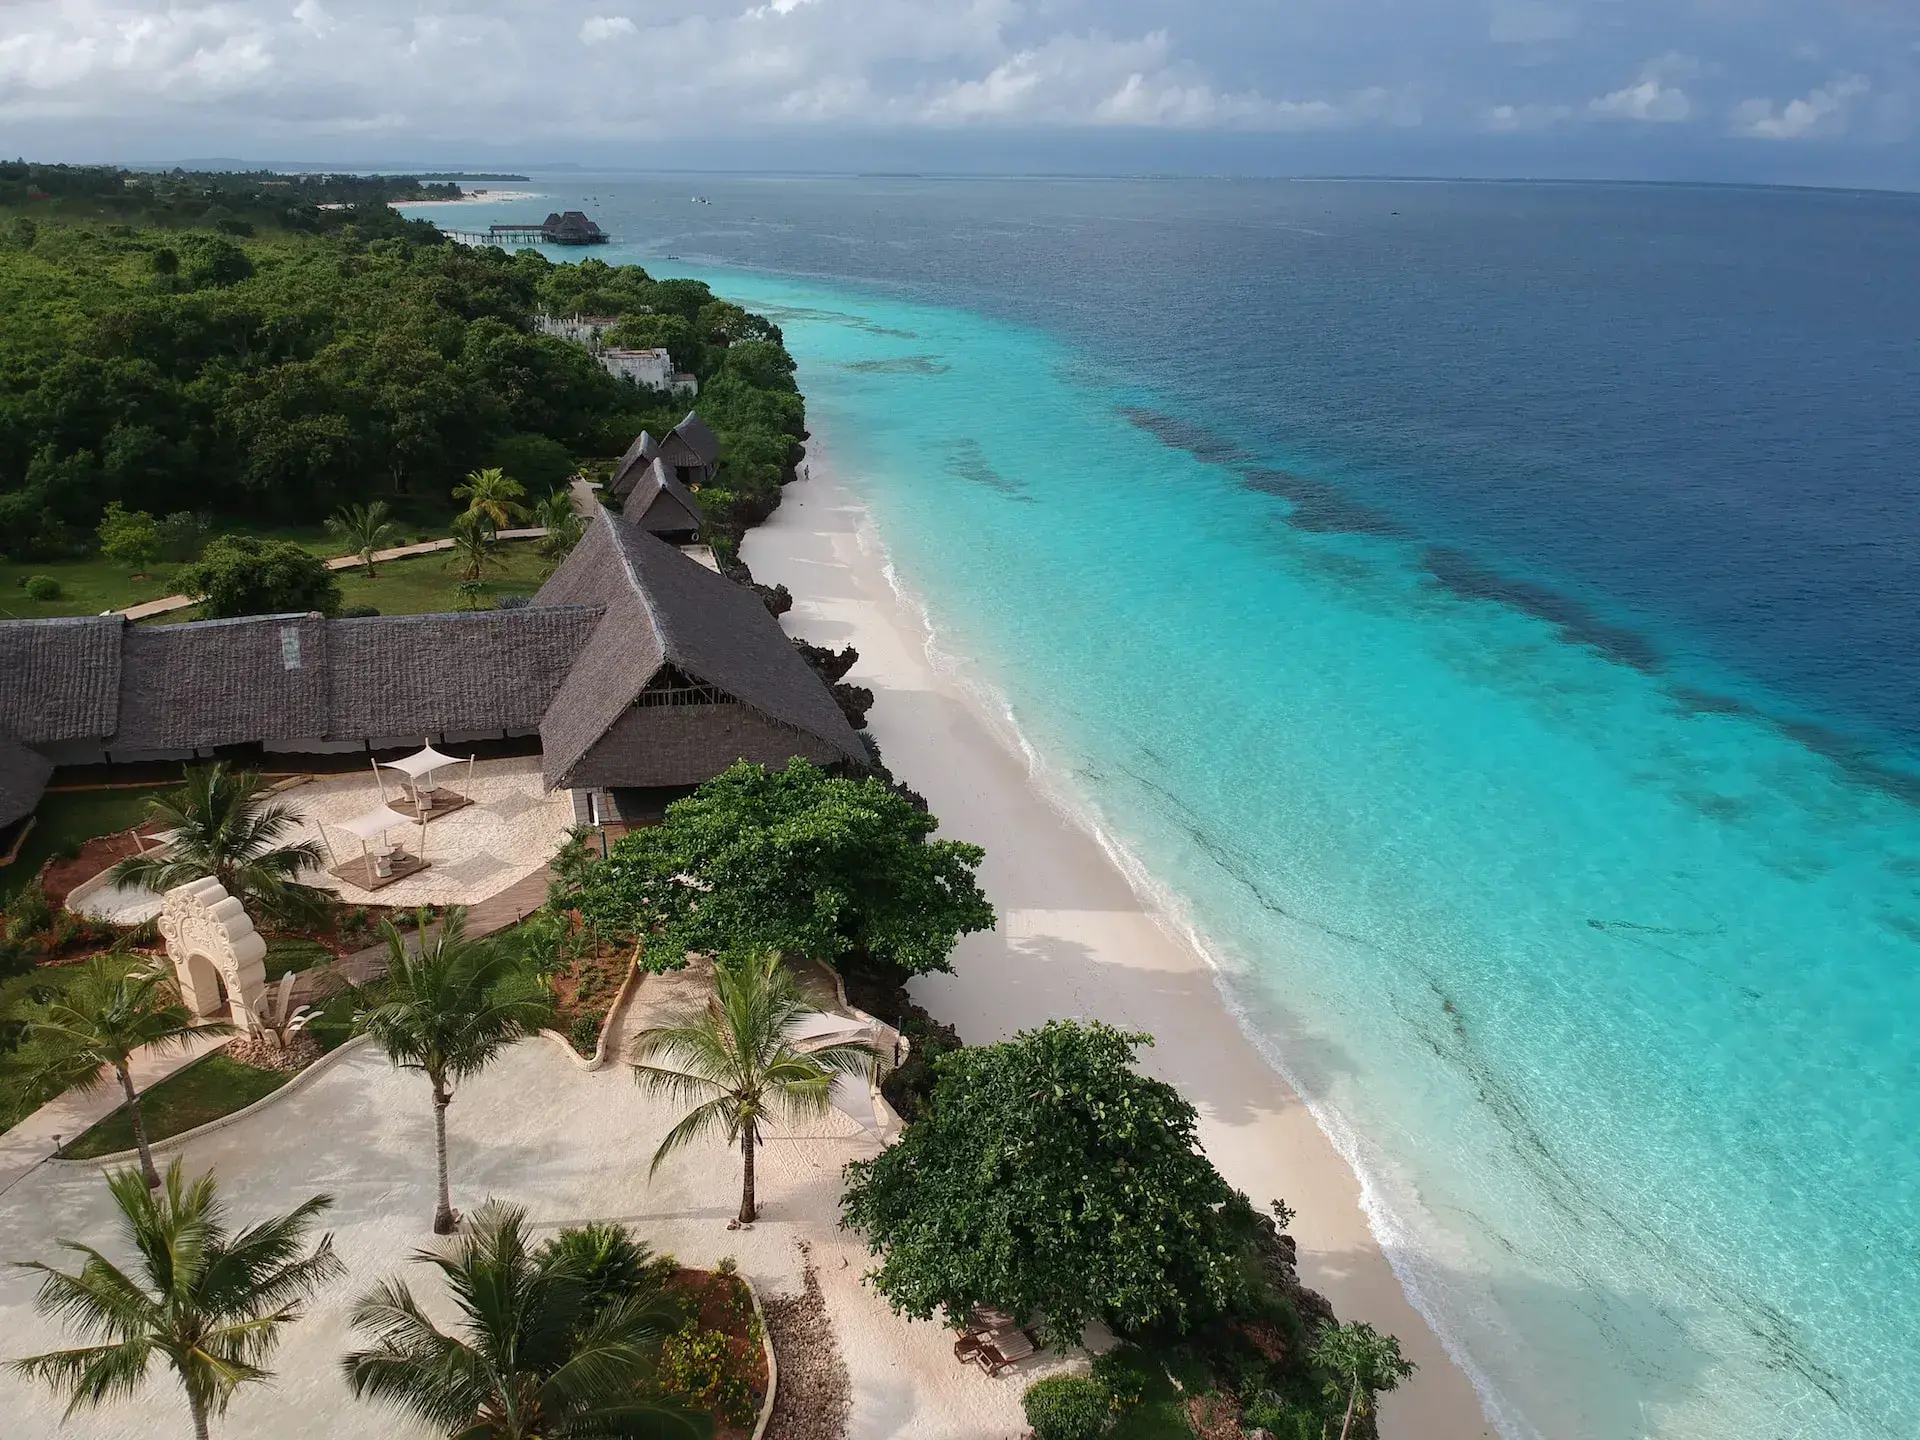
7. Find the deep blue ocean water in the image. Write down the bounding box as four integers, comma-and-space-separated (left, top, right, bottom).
405, 178, 1920, 1440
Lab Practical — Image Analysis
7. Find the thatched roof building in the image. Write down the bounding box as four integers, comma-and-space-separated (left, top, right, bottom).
607, 429, 660, 499
656, 412, 720, 486
0, 511, 862, 828
614, 458, 702, 544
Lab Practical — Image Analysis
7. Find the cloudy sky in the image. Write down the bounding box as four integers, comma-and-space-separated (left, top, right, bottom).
3, 0, 1918, 184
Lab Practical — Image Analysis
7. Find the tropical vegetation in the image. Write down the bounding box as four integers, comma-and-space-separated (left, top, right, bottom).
173, 535, 342, 619
557, 758, 994, 976
453, 466, 529, 531
631, 950, 879, 1224
1313, 1321, 1416, 1440
17, 958, 234, 1186
110, 763, 328, 928
325, 500, 398, 576
841, 1019, 1257, 1346
7, 1161, 343, 1439
341, 1201, 700, 1439
353, 909, 549, 1232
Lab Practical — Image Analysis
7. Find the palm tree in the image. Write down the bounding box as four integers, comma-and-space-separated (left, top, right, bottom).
354, 910, 549, 1233
8, 1160, 343, 1440
342, 1201, 697, 1439
109, 763, 326, 927
452, 467, 529, 531
22, 959, 235, 1187
1313, 1321, 1416, 1440
630, 951, 879, 1225
325, 500, 398, 577
447, 510, 506, 584
534, 488, 586, 570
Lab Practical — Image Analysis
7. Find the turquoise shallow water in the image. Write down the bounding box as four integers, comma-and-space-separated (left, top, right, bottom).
405, 197, 1920, 1439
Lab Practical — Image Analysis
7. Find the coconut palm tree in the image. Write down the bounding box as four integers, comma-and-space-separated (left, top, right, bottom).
452, 467, 529, 531
8, 1160, 343, 1440
22, 959, 235, 1187
325, 500, 398, 577
109, 763, 326, 927
354, 910, 549, 1233
447, 511, 506, 584
342, 1201, 697, 1439
630, 951, 879, 1225
534, 488, 586, 570
1313, 1321, 1416, 1440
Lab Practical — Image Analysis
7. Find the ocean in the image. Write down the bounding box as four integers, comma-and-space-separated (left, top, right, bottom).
403, 177, 1920, 1440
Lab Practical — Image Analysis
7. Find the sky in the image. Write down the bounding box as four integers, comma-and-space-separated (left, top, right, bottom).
2, 0, 1918, 186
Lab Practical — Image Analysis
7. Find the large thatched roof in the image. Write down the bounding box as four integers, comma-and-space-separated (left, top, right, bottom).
0, 615, 122, 745
534, 507, 864, 787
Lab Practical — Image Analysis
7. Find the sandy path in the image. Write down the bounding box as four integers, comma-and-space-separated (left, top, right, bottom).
744, 460, 1497, 1440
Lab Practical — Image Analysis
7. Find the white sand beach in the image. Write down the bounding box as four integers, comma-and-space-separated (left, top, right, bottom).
401, 189, 542, 206
744, 454, 1498, 1440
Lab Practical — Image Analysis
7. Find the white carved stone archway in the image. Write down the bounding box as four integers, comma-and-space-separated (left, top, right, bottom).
156, 877, 269, 1033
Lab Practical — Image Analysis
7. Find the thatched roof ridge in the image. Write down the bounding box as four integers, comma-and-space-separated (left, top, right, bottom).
0, 737, 54, 830
533, 508, 863, 787
0, 616, 122, 745
659, 411, 720, 471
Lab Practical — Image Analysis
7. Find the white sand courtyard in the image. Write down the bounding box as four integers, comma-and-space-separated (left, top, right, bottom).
0, 1035, 1071, 1440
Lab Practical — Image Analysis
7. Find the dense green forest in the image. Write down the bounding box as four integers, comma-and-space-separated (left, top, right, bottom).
0, 207, 804, 562
0, 162, 461, 233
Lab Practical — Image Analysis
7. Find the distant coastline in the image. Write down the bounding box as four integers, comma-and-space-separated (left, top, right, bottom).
403, 188, 542, 207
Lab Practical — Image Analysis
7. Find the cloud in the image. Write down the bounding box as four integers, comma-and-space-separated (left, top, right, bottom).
1731, 74, 1871, 138
1588, 54, 1697, 122
579, 16, 638, 43
1488, 2, 1580, 46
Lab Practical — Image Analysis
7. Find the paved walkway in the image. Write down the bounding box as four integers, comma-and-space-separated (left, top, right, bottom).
115, 529, 549, 621
0, 1028, 231, 1198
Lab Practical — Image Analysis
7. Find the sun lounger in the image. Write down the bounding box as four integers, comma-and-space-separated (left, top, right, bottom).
973, 1328, 1037, 1376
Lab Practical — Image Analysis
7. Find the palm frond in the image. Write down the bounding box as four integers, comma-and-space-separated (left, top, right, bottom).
647, 1096, 738, 1176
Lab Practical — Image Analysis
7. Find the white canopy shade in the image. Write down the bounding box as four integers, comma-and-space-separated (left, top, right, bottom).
335, 804, 418, 842
789, 1011, 869, 1046
830, 1072, 878, 1130
380, 743, 463, 780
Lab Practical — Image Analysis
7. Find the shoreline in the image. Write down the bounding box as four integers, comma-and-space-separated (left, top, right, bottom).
402, 189, 542, 206
743, 450, 1497, 1440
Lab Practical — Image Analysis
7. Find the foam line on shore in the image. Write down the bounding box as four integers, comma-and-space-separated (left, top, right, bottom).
809, 442, 1514, 1439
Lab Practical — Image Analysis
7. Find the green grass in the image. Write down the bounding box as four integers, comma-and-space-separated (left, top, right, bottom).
332, 539, 549, 617
0, 786, 167, 902
263, 937, 334, 982
59, 1051, 290, 1159
0, 954, 139, 1134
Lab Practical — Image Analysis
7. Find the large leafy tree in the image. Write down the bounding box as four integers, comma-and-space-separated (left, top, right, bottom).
631, 951, 878, 1224
354, 910, 549, 1233
173, 534, 341, 619
342, 1201, 698, 1439
1314, 1322, 1416, 1440
8, 1160, 343, 1440
841, 1020, 1256, 1346
561, 759, 993, 976
110, 763, 327, 928
20, 959, 235, 1187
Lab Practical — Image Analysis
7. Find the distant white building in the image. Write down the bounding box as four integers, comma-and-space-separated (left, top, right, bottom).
599, 348, 697, 396
534, 314, 621, 348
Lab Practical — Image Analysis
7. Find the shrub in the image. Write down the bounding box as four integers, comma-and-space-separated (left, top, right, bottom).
1242, 1390, 1326, 1440
1089, 1347, 1152, 1413
23, 574, 61, 600
338, 603, 381, 618
1023, 1375, 1111, 1440
569, 1010, 606, 1057
3, 882, 54, 941
659, 1322, 755, 1426
495, 592, 532, 610
538, 1222, 672, 1324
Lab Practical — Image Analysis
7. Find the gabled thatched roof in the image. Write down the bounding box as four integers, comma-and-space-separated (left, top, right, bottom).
116, 614, 331, 752
0, 615, 122, 745
658, 411, 720, 471
607, 429, 660, 500
533, 508, 863, 788
625, 458, 702, 539
0, 737, 54, 830
327, 609, 600, 738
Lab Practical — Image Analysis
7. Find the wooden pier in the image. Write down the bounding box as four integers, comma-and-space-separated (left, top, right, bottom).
435, 210, 609, 247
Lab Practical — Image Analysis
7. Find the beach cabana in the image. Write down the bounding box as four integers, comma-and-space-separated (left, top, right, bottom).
374, 741, 475, 820
324, 802, 429, 890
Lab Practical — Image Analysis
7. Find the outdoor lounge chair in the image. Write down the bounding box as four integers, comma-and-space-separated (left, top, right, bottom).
973, 1327, 1038, 1376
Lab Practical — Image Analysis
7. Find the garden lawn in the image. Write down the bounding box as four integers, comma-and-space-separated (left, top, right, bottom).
0, 523, 334, 620
0, 787, 166, 902
58, 1051, 289, 1158
264, 937, 335, 982
331, 538, 548, 616
0, 956, 140, 1134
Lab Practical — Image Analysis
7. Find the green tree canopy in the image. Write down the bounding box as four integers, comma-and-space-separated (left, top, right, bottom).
174, 534, 341, 618
559, 759, 994, 975
96, 501, 159, 574
841, 1020, 1257, 1345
